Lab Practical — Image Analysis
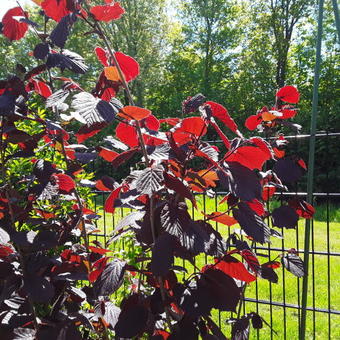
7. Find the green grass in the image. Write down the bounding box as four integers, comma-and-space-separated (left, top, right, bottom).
91, 195, 340, 339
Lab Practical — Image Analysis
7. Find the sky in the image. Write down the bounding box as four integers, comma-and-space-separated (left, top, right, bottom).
0, 0, 32, 20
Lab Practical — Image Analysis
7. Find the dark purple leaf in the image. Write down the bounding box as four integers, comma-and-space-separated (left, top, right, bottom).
33, 42, 50, 60
93, 259, 126, 297
0, 261, 14, 279
201, 222, 227, 257
168, 315, 199, 340
0, 227, 10, 244
182, 93, 206, 114
50, 13, 77, 48
71, 92, 118, 125
218, 162, 262, 201
273, 157, 304, 184
281, 253, 305, 277
160, 202, 189, 239
259, 266, 278, 283
111, 147, 139, 167
163, 171, 195, 204
251, 312, 263, 329
104, 135, 128, 151
46, 89, 69, 108
114, 294, 148, 338
205, 316, 228, 340
74, 151, 97, 163
202, 267, 241, 312
147, 143, 171, 160
233, 202, 270, 244
0, 93, 16, 116
46, 50, 88, 74
136, 165, 164, 195
24, 275, 55, 303
151, 232, 175, 276
95, 301, 121, 328
178, 280, 212, 317
231, 316, 250, 340
33, 159, 56, 183
12, 328, 36, 340
271, 205, 299, 229
76, 122, 108, 143
24, 64, 47, 81
168, 132, 187, 162
36, 322, 82, 340
32, 230, 58, 251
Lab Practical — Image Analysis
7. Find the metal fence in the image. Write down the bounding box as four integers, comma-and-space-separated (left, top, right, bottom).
90, 130, 340, 339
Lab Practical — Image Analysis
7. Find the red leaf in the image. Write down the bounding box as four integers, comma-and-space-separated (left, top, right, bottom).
115, 122, 138, 147
54, 173, 75, 192
88, 246, 110, 255
41, 0, 71, 22
95, 47, 109, 67
101, 87, 116, 101
247, 199, 265, 216
111, 148, 138, 167
179, 117, 207, 136
206, 101, 238, 133
289, 199, 315, 219
262, 261, 281, 269
159, 118, 180, 126
240, 249, 260, 273
279, 107, 297, 119
276, 85, 300, 104
153, 330, 170, 339
119, 106, 151, 121
250, 137, 273, 160
98, 147, 119, 162
215, 255, 256, 282
90, 2, 125, 22
2, 7, 29, 41
227, 145, 271, 170
273, 147, 285, 158
171, 130, 192, 145
204, 212, 237, 226
144, 114, 160, 130
89, 269, 102, 283
104, 186, 122, 213
32, 79, 52, 98
76, 122, 107, 143
297, 158, 307, 170
210, 120, 231, 149
0, 245, 14, 258
245, 114, 262, 131
143, 134, 167, 146
95, 177, 116, 191
262, 185, 276, 201
115, 52, 140, 82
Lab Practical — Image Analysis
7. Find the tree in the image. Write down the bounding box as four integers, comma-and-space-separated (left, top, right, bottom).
104, 0, 169, 106
267, 0, 314, 87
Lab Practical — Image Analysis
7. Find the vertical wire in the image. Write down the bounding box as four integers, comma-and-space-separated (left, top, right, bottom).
294, 134, 301, 337
102, 192, 107, 247
326, 131, 331, 339
267, 210, 273, 340
215, 194, 222, 328
311, 208, 316, 338
300, 1, 324, 338
280, 192, 287, 340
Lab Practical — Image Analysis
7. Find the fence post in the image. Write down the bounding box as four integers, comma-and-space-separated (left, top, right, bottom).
299, 1, 324, 339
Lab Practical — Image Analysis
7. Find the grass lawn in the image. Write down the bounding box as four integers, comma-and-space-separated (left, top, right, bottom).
91, 193, 340, 339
